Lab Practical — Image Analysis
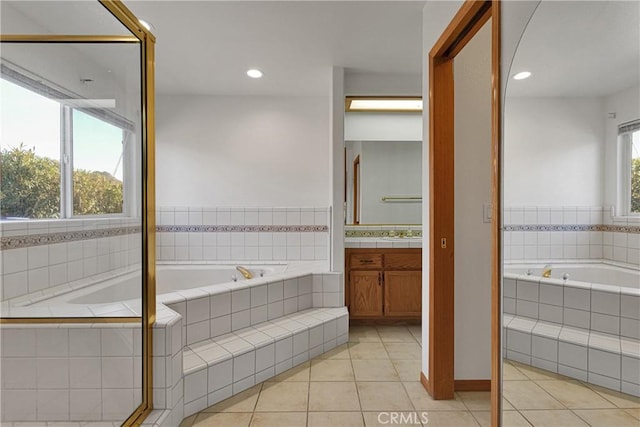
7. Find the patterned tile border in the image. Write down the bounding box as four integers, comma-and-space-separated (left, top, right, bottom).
156, 225, 328, 233
504, 224, 640, 234
1, 224, 328, 250
1, 226, 141, 250
345, 229, 423, 238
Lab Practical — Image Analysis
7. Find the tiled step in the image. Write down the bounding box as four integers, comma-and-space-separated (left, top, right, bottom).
182, 307, 349, 416
504, 315, 640, 396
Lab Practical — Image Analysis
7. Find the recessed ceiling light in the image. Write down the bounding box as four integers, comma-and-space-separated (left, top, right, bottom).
346, 97, 422, 112
247, 69, 263, 79
513, 71, 532, 80
139, 19, 152, 31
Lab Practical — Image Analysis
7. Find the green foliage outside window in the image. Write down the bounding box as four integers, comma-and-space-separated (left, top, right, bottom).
1, 144, 123, 218
632, 157, 640, 213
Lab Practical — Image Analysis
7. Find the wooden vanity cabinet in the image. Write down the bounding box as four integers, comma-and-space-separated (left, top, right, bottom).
346, 248, 422, 321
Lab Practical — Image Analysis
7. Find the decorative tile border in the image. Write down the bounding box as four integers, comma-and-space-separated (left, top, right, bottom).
504, 224, 640, 234
345, 229, 423, 238
1, 226, 141, 250
156, 224, 328, 233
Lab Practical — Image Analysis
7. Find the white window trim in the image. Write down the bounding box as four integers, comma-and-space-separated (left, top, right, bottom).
617, 120, 640, 217
2, 63, 137, 220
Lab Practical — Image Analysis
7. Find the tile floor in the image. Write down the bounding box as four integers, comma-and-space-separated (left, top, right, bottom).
179, 325, 640, 427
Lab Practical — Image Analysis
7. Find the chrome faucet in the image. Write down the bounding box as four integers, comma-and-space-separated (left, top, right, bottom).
235, 265, 254, 280
542, 264, 552, 278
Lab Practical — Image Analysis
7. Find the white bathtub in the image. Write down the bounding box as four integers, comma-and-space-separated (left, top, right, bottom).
504, 262, 639, 291
63, 264, 287, 305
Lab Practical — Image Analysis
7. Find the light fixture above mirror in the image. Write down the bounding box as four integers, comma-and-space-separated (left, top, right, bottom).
345, 96, 422, 112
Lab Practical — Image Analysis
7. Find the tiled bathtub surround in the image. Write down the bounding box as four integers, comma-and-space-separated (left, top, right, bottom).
503, 206, 640, 265
503, 271, 640, 397
156, 207, 330, 262
0, 322, 142, 422
0, 218, 141, 302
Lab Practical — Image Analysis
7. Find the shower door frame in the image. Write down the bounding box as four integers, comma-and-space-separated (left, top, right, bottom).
0, 1, 156, 425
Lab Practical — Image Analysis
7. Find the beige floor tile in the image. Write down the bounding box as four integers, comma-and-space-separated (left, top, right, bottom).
352, 359, 401, 381
502, 380, 565, 410
503, 362, 529, 380
392, 360, 423, 382
310, 359, 355, 381
377, 326, 417, 343
520, 409, 588, 426
457, 391, 491, 411
534, 380, 615, 409
471, 411, 491, 427
192, 412, 252, 427
511, 362, 565, 381
308, 412, 364, 427
363, 411, 429, 426
421, 411, 480, 426
357, 381, 414, 411
249, 412, 307, 427
625, 407, 640, 420
204, 384, 262, 412
403, 382, 467, 411
586, 383, 640, 408
314, 343, 351, 359
179, 414, 197, 427
503, 411, 533, 426
254, 382, 309, 412
384, 342, 422, 360
349, 342, 389, 359
308, 381, 361, 411
270, 361, 310, 382
503, 398, 515, 410
349, 326, 382, 342
572, 409, 640, 426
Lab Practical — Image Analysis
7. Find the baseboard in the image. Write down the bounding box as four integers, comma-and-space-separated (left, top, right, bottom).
420, 371, 431, 394
454, 379, 491, 391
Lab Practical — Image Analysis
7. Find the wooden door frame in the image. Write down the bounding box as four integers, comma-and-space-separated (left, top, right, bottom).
425, 0, 501, 425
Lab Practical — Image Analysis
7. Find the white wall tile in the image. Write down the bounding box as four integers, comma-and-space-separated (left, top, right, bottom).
37, 389, 69, 421
232, 309, 251, 331
532, 335, 558, 362
564, 287, 590, 310
559, 342, 587, 370
256, 343, 275, 372
2, 389, 37, 421
69, 389, 101, 420
516, 279, 538, 302
102, 357, 133, 388
591, 312, 619, 335
210, 315, 231, 338
184, 369, 207, 403
2, 357, 36, 389
69, 358, 101, 389
187, 296, 210, 325
589, 348, 621, 379
233, 351, 255, 382
621, 295, 640, 320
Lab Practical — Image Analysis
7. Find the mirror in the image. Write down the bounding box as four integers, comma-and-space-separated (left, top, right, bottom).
503, 0, 640, 422
344, 110, 422, 225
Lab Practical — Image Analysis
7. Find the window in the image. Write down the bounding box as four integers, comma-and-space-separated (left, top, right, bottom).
619, 120, 640, 216
0, 75, 132, 219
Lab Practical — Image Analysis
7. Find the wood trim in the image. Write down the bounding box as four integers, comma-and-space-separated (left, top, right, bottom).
427, 4, 501, 425
428, 53, 455, 401
455, 379, 491, 392
490, 1, 502, 426
420, 371, 432, 395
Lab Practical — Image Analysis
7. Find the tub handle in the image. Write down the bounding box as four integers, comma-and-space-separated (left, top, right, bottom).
562, 273, 570, 281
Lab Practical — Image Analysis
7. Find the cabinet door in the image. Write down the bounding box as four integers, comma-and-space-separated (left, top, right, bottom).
349, 271, 383, 317
384, 271, 422, 317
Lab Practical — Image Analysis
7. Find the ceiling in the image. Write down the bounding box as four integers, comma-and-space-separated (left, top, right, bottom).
125, 1, 426, 96
507, 1, 640, 98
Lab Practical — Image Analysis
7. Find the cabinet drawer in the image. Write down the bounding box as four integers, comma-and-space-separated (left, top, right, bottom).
384, 253, 421, 270
349, 254, 383, 269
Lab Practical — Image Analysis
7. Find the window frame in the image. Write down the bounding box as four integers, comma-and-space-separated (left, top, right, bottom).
618, 120, 640, 217
1, 65, 136, 220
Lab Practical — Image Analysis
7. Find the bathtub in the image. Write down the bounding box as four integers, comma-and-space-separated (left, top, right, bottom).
38, 264, 288, 305
504, 262, 639, 291
503, 261, 640, 397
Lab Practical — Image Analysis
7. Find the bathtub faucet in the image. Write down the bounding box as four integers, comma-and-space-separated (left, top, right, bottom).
542, 264, 552, 278
236, 265, 254, 280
